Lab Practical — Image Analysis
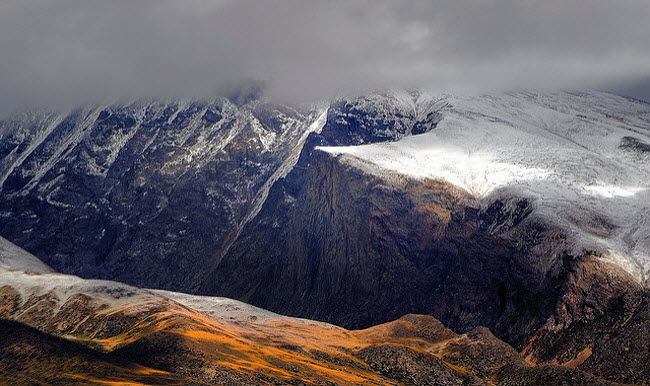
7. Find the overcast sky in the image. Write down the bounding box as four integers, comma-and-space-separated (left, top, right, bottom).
1, 0, 649, 115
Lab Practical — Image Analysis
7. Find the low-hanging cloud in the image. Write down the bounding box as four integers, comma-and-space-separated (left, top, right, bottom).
1, 0, 649, 115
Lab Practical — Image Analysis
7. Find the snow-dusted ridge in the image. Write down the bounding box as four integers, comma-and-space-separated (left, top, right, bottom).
319, 90, 650, 282
0, 237, 330, 326
152, 289, 334, 325
0, 266, 329, 325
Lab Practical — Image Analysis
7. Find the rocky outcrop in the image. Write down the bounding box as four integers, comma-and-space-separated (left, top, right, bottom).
619, 136, 650, 154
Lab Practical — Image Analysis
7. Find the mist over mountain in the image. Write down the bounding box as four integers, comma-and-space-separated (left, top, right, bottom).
2, 1, 650, 385
1, 0, 650, 116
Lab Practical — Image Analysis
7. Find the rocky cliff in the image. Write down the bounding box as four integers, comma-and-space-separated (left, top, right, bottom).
0, 95, 324, 290
198, 90, 650, 384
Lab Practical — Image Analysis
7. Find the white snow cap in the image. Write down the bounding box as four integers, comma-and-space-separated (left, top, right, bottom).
320, 90, 650, 283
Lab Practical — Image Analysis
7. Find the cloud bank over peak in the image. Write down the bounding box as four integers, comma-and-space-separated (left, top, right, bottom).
1, 0, 649, 114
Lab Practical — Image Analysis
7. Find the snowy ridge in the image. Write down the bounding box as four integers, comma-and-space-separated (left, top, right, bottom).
0, 244, 330, 325
319, 90, 650, 283
153, 289, 335, 326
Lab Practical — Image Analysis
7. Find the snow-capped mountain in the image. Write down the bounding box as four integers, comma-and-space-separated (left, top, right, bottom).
2, 89, 650, 384
320, 90, 650, 282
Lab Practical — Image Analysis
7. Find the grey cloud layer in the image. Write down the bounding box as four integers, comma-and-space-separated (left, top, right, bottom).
1, 0, 649, 114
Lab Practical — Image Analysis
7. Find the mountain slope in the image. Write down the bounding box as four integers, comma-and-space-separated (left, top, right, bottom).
0, 241, 566, 385
0, 236, 53, 273
0, 96, 325, 290
0, 319, 187, 385
198, 90, 650, 384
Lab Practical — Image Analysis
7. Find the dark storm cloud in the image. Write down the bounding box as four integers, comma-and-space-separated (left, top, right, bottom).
1, 0, 649, 115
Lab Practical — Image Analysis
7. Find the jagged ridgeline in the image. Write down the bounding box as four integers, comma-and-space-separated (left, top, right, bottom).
0, 94, 326, 289
0, 90, 436, 290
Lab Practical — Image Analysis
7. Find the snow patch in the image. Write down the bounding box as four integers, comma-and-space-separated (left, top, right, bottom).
584, 185, 646, 198
0, 237, 54, 273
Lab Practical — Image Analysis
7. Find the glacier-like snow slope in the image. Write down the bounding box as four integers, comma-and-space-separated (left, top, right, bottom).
319, 91, 650, 283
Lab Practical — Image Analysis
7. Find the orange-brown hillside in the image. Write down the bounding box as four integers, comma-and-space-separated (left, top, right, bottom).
0, 267, 628, 385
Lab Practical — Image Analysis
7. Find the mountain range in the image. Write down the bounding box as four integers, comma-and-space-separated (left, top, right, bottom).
1, 89, 649, 384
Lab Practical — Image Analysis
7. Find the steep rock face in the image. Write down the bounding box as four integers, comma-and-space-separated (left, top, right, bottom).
200, 150, 560, 343
0, 96, 322, 290
200, 147, 650, 383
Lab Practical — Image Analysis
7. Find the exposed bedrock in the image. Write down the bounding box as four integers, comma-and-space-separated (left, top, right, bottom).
201, 149, 547, 338
200, 146, 650, 383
